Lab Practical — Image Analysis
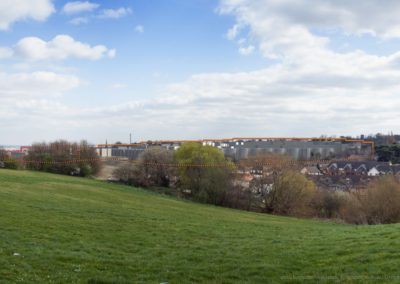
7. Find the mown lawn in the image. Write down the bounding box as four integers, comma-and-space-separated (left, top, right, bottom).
1, 169, 400, 283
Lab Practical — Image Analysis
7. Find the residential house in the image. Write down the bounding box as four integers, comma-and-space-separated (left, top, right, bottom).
327, 161, 391, 176
300, 166, 322, 176
367, 167, 380, 177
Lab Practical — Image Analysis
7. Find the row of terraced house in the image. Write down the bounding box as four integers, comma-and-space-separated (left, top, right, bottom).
300, 161, 400, 190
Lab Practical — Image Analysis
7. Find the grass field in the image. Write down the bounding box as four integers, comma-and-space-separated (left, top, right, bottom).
1, 169, 400, 283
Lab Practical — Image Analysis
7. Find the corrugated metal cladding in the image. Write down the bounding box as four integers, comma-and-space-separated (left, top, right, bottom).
222, 141, 362, 160
111, 148, 145, 159
98, 140, 364, 160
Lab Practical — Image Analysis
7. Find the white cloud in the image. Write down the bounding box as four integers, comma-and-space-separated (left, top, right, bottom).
238, 45, 254, 55
62, 1, 99, 15
0, 0, 55, 30
98, 7, 132, 19
0, 71, 80, 98
218, 0, 400, 39
0, 70, 81, 144
135, 25, 144, 33
69, 17, 89, 25
226, 24, 241, 40
219, 0, 328, 59
10, 35, 115, 61
0, 47, 13, 59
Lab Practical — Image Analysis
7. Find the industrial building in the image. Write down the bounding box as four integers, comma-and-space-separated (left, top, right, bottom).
210, 139, 363, 160
96, 138, 372, 160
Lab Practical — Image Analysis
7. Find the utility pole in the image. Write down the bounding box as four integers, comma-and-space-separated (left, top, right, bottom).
130, 133, 132, 144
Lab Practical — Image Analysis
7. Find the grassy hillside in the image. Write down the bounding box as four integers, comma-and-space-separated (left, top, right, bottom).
1, 170, 400, 283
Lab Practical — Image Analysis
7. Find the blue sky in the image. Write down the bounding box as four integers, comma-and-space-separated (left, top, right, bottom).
2, 0, 400, 144
3, 1, 259, 104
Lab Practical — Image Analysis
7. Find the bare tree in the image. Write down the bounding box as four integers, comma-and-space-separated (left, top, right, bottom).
25, 140, 100, 176
360, 176, 400, 224
264, 171, 317, 217
113, 147, 175, 187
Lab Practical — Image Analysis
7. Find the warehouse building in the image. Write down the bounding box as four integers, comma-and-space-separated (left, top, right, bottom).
96, 138, 369, 160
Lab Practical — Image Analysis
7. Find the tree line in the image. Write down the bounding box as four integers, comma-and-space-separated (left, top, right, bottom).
0, 140, 100, 177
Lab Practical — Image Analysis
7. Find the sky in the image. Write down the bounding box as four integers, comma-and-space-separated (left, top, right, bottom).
2, 0, 400, 145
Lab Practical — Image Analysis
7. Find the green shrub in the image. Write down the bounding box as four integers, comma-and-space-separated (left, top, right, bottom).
3, 158, 22, 170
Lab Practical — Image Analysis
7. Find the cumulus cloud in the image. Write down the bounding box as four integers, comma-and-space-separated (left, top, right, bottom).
0, 0, 55, 30
219, 0, 400, 39
7, 35, 116, 61
98, 7, 132, 19
62, 1, 99, 15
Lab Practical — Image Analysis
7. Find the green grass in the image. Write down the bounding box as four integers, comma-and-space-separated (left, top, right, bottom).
1, 170, 400, 283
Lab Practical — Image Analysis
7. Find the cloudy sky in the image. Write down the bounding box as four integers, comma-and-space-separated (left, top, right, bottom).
2, 0, 400, 144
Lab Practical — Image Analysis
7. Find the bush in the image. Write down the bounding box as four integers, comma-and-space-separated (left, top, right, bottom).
337, 176, 400, 225
113, 163, 144, 186
2, 158, 22, 170
78, 140, 101, 176
360, 176, 400, 224
312, 190, 344, 219
140, 147, 175, 187
264, 171, 316, 217
223, 184, 261, 211
339, 192, 367, 225
0, 151, 22, 170
113, 147, 175, 187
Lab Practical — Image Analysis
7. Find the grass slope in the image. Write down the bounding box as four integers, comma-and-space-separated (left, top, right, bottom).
1, 170, 400, 283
